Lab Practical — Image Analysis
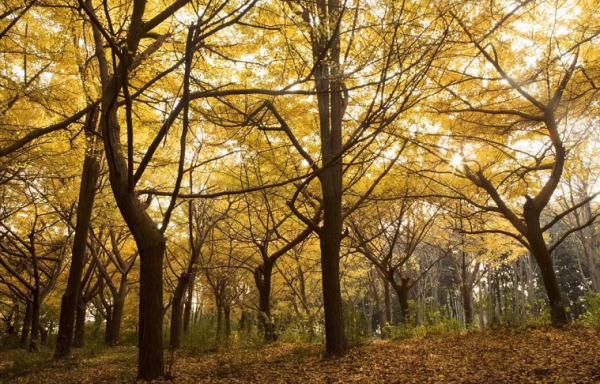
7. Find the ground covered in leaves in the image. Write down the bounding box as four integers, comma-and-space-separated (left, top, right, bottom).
2, 327, 599, 383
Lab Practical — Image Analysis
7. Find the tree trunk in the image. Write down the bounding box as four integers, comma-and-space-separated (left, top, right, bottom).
318, 137, 346, 354
170, 273, 189, 349
524, 201, 568, 327
313, 0, 346, 357
106, 279, 127, 346
461, 283, 474, 327
215, 304, 223, 343
183, 275, 195, 335
39, 325, 48, 346
136, 240, 165, 378
490, 272, 500, 327
104, 306, 113, 344
29, 288, 40, 352
20, 302, 32, 348
72, 300, 86, 348
254, 263, 276, 342
395, 284, 410, 325
319, 225, 346, 355
91, 0, 166, 376
383, 280, 392, 325
55, 108, 100, 359
224, 305, 231, 339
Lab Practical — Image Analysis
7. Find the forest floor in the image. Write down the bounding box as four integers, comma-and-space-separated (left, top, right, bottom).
1, 327, 599, 383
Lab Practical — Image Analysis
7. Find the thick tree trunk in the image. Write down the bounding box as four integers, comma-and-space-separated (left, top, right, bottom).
20, 302, 32, 348
383, 280, 392, 325
72, 300, 86, 347
391, 277, 411, 325
312, 0, 346, 358
532, 244, 568, 325
102, 105, 166, 378
136, 239, 165, 378
29, 288, 40, 352
524, 201, 568, 327
461, 283, 474, 327
105, 279, 127, 346
395, 285, 410, 325
319, 221, 346, 355
55, 109, 99, 359
254, 263, 276, 342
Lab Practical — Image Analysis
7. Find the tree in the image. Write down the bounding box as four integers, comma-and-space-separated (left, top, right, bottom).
350, 198, 450, 324
169, 198, 229, 350
82, 0, 258, 378
0, 191, 72, 351
55, 107, 101, 358
427, 0, 600, 326
232, 163, 316, 342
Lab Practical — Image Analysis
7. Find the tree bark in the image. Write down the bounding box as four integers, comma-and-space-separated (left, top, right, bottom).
72, 300, 86, 348
524, 199, 568, 326
183, 278, 194, 335
224, 305, 231, 339
89, 0, 166, 377
29, 287, 40, 352
135, 238, 165, 378
215, 304, 223, 343
170, 273, 190, 349
55, 108, 100, 359
105, 279, 127, 346
383, 280, 392, 325
254, 263, 276, 342
394, 283, 410, 325
311, 0, 347, 357
20, 302, 32, 348
461, 283, 474, 327
390, 276, 411, 325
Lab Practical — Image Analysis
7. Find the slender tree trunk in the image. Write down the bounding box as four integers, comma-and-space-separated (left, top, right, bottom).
215, 304, 223, 344
489, 272, 500, 327
170, 273, 190, 349
72, 300, 86, 348
224, 305, 231, 339
55, 109, 100, 359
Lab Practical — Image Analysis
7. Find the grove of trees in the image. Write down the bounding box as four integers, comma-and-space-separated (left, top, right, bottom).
1, 0, 599, 380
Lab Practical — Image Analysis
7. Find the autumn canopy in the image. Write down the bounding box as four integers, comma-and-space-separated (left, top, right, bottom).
0, 0, 599, 382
